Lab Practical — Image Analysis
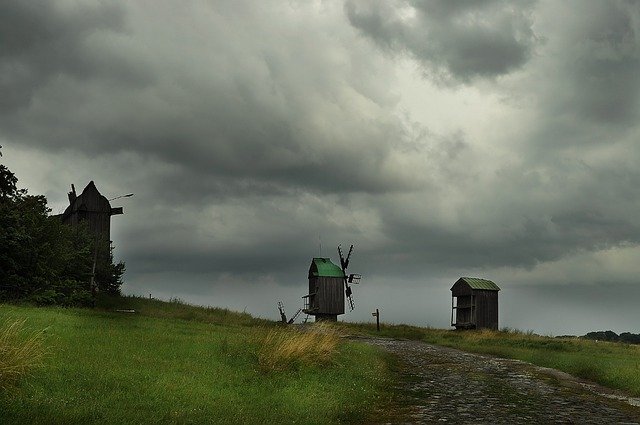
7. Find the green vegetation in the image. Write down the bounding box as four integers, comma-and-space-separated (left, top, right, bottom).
0, 319, 45, 390
0, 146, 124, 306
344, 322, 640, 397
0, 297, 390, 424
95, 294, 270, 327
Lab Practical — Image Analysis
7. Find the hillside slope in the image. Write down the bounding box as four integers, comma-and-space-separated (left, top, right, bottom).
0, 297, 389, 425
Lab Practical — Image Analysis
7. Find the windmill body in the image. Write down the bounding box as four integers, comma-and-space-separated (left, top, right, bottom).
303, 258, 345, 322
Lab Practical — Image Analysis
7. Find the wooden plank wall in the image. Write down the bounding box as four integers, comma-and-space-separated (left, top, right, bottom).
475, 290, 498, 330
315, 276, 345, 315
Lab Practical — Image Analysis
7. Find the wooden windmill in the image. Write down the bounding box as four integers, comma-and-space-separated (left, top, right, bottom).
302, 244, 361, 322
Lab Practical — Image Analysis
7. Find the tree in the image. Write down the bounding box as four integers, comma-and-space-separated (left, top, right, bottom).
0, 146, 125, 305
0, 145, 22, 200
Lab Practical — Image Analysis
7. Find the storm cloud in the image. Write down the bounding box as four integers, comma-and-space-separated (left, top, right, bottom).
2, 0, 640, 334
345, 0, 539, 83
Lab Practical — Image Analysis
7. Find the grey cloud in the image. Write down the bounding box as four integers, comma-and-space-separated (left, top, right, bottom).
0, 0, 424, 197
0, 1, 150, 112
4, 1, 640, 335
345, 0, 538, 83
550, 1, 640, 126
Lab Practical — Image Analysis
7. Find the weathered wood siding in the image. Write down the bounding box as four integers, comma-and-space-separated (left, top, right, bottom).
474, 290, 498, 330
452, 279, 499, 330
62, 182, 112, 243
451, 280, 473, 297
310, 276, 344, 315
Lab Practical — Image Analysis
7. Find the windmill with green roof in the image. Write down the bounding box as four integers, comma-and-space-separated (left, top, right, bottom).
302, 244, 361, 322
451, 277, 501, 330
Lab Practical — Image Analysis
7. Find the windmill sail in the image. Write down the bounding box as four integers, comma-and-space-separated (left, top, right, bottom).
339, 244, 356, 311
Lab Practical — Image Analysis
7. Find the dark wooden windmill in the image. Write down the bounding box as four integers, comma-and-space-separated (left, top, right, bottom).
60, 181, 124, 247
451, 277, 500, 330
302, 244, 361, 322
57, 181, 126, 292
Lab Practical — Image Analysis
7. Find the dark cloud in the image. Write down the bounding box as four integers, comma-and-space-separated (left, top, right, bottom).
0, 0, 428, 197
0, 1, 148, 112
545, 1, 640, 126
345, 0, 538, 83
2, 1, 640, 334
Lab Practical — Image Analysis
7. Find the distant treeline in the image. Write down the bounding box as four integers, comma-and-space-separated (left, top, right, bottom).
557, 331, 640, 345
582, 331, 640, 344
0, 146, 124, 306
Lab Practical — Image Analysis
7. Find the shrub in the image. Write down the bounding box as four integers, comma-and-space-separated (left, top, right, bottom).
0, 319, 45, 390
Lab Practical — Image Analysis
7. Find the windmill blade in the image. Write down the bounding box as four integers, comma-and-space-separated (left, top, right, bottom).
345, 287, 355, 311
338, 244, 346, 270
337, 244, 354, 271
344, 245, 354, 270
339, 243, 357, 311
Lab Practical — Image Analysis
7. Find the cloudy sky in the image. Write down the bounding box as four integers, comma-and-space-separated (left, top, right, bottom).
2, 0, 640, 334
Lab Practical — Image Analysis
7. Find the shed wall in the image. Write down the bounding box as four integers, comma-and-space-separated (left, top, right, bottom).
474, 290, 498, 330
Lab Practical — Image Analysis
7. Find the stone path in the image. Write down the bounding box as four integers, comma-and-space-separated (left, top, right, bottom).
355, 336, 640, 424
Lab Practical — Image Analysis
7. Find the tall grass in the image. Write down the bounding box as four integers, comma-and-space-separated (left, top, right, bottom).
258, 323, 341, 372
0, 319, 44, 390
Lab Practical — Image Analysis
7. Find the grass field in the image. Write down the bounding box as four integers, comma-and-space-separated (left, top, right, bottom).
344, 322, 640, 397
0, 297, 390, 425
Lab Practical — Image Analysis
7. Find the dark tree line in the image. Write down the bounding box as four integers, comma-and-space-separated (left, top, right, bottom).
582, 331, 640, 345
0, 146, 124, 306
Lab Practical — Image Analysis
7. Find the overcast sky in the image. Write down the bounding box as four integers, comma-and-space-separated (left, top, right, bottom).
2, 0, 640, 335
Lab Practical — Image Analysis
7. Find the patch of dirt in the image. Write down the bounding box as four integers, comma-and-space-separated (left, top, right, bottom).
354, 336, 640, 424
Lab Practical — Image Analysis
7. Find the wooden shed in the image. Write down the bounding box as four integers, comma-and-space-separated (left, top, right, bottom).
303, 258, 345, 322
451, 277, 500, 330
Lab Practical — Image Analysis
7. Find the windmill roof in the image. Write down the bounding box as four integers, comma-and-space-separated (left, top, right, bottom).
61, 181, 110, 220
459, 277, 500, 291
310, 258, 344, 278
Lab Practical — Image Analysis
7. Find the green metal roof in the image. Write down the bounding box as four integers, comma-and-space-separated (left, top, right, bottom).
460, 277, 500, 291
310, 258, 344, 278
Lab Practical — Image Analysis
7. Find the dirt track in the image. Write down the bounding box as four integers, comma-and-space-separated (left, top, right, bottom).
356, 336, 640, 424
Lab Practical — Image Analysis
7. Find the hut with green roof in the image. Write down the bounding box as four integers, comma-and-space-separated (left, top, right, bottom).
302, 257, 345, 322
451, 277, 501, 330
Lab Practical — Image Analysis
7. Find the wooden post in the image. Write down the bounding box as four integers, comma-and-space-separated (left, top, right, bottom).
90, 240, 98, 297
451, 296, 454, 327
372, 309, 380, 332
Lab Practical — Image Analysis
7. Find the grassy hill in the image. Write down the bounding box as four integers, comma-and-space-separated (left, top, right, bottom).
0, 297, 390, 425
5, 296, 640, 424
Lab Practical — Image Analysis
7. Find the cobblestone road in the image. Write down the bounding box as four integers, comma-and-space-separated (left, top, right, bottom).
357, 336, 640, 424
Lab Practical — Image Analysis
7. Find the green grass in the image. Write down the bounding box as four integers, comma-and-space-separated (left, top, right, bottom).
344, 322, 640, 397
0, 297, 390, 425
95, 294, 271, 327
